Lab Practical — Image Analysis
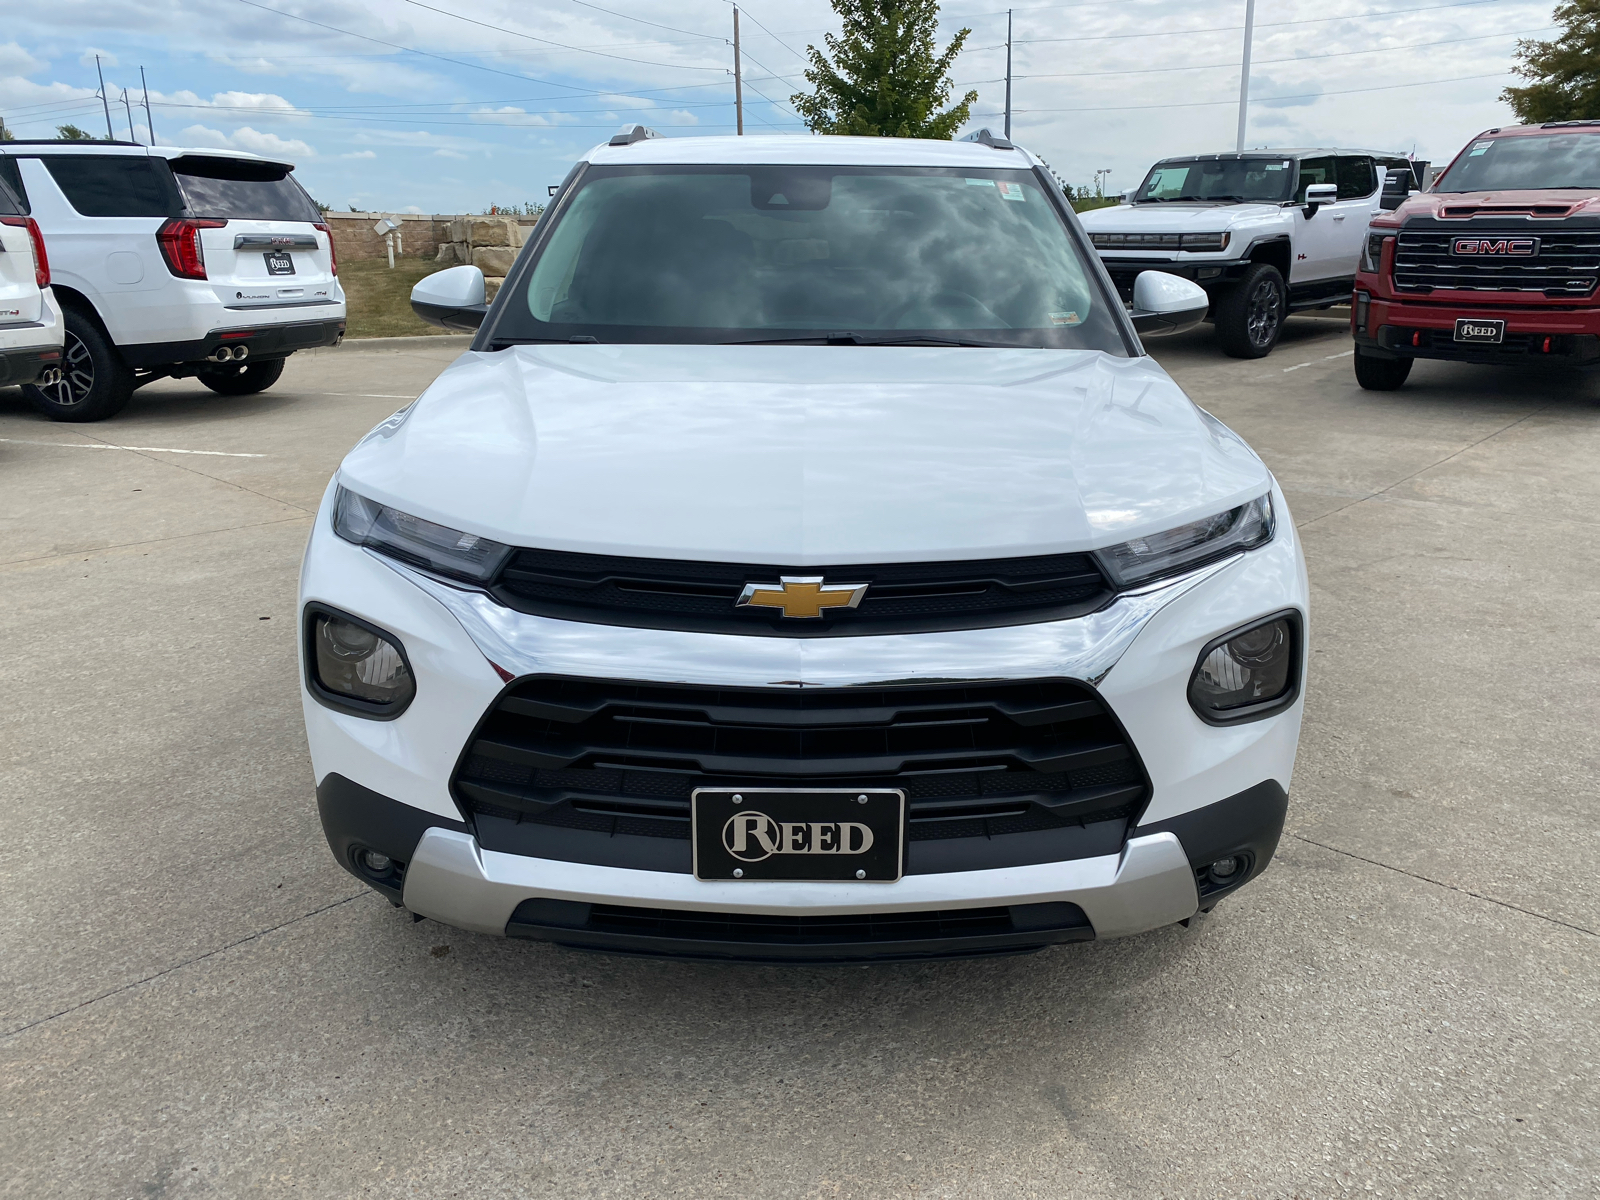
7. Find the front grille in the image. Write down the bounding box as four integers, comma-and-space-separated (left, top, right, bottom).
505, 897, 1094, 961
454, 676, 1148, 875
1393, 226, 1600, 296
489, 547, 1113, 636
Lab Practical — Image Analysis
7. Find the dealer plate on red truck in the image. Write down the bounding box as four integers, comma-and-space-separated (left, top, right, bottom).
1455, 318, 1504, 343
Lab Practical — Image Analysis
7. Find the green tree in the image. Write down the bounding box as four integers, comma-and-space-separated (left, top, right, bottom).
1503, 1, 1600, 122
792, 0, 977, 139
0, 118, 14, 142
56, 124, 97, 140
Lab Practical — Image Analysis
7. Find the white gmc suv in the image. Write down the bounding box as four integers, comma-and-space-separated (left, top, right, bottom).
0, 141, 345, 421
1079, 148, 1415, 357
302, 130, 1308, 964
0, 173, 63, 391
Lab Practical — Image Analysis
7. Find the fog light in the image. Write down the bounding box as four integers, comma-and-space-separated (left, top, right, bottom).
361, 849, 393, 874
1189, 613, 1299, 723
305, 606, 416, 717
1209, 855, 1240, 881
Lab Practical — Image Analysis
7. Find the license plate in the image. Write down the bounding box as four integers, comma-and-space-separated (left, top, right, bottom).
1454, 318, 1504, 343
264, 251, 295, 276
692, 788, 905, 882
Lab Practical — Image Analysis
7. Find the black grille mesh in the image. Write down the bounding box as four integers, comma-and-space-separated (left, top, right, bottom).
453, 677, 1147, 861
1394, 226, 1600, 296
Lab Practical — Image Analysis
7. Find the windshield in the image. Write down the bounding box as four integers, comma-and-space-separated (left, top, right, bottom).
1434, 133, 1600, 192
1135, 158, 1294, 203
492, 164, 1124, 350
170, 155, 320, 222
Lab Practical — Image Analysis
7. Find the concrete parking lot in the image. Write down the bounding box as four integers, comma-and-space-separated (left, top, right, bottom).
2, 316, 1596, 1198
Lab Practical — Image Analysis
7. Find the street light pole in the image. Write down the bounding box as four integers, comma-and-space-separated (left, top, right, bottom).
95, 54, 113, 141
1004, 10, 1013, 141
1235, 0, 1256, 152
732, 6, 744, 136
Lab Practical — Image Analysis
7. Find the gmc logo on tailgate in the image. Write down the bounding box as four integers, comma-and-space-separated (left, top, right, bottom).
1451, 237, 1540, 256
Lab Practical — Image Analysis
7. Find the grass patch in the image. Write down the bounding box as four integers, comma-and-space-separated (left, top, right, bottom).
339, 257, 457, 339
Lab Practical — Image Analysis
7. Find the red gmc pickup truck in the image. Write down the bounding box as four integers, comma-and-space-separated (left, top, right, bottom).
1352, 121, 1600, 389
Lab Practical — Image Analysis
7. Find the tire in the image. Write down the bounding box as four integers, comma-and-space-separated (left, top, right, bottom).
20, 307, 134, 422
1214, 263, 1287, 359
198, 357, 286, 396
1353, 346, 1413, 391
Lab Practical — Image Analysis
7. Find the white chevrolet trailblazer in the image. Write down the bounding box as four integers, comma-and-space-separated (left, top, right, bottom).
1079, 148, 1416, 357
301, 129, 1308, 963
0, 141, 345, 422
0, 173, 63, 391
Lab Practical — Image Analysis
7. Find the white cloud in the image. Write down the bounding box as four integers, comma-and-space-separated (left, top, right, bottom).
433, 148, 468, 159
401, 205, 424, 213
80, 48, 117, 69
342, 150, 377, 159
177, 124, 316, 159
0, 42, 44, 76
156, 89, 302, 121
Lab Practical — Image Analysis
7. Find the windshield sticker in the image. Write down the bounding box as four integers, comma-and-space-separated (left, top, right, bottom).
1049, 311, 1082, 326
997, 181, 1026, 202
965, 178, 997, 187
1467, 140, 1495, 156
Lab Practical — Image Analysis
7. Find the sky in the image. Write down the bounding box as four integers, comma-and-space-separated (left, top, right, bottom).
0, 0, 1563, 214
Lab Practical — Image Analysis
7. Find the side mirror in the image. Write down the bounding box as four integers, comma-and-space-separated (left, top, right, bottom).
1129, 270, 1209, 337
1119, 187, 1137, 205
411, 265, 489, 331
1378, 169, 1412, 211
1303, 182, 1338, 216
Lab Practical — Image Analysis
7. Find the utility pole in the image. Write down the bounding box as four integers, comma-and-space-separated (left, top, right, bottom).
1004, 10, 1013, 141
121, 89, 138, 143
732, 6, 744, 136
140, 67, 156, 144
1235, 0, 1256, 152
94, 54, 114, 140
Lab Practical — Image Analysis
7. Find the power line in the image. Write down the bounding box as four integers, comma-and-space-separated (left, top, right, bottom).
1010, 26, 1554, 79
397, 0, 726, 71
1000, 69, 1509, 114
1016, 0, 1548, 44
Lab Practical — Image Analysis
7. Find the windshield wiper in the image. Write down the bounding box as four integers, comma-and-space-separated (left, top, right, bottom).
718, 332, 1033, 348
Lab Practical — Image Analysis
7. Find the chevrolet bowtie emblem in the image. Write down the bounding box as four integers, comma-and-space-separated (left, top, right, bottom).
736, 576, 869, 619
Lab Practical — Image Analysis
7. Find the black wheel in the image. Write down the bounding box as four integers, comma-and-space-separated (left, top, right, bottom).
1214, 263, 1286, 359
1353, 346, 1413, 391
198, 357, 286, 396
20, 308, 133, 422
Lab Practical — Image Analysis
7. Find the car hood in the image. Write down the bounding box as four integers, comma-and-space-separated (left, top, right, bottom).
336, 345, 1272, 565
1077, 201, 1282, 233
1394, 189, 1600, 219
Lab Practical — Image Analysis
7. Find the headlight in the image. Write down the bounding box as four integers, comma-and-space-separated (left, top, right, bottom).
1188, 612, 1300, 722
1179, 232, 1230, 252
332, 485, 512, 583
304, 605, 416, 717
1361, 232, 1392, 273
1095, 493, 1274, 588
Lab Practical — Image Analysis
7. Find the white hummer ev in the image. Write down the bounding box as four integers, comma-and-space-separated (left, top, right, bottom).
1078, 149, 1416, 357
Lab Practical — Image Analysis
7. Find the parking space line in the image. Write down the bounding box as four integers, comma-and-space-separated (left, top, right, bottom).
1282, 349, 1355, 373
309, 392, 418, 400
0, 438, 265, 458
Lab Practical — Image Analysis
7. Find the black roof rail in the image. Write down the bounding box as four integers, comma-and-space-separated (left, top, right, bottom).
959, 128, 1015, 151
608, 124, 659, 146
1541, 119, 1600, 128
0, 138, 146, 148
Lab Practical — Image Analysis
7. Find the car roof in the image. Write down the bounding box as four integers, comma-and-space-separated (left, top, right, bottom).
0, 142, 293, 170
1474, 122, 1600, 137
585, 133, 1043, 169
1152, 148, 1411, 161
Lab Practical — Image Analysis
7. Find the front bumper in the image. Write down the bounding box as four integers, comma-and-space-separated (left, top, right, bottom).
300, 480, 1308, 955
1352, 284, 1600, 365
1098, 256, 1244, 301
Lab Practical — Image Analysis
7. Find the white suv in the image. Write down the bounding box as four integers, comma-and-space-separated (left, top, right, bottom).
301, 132, 1308, 963
0, 174, 63, 391
1079, 149, 1413, 357
0, 141, 345, 421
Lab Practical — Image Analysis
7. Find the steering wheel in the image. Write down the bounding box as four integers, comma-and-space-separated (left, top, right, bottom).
884, 289, 1010, 330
